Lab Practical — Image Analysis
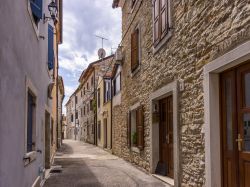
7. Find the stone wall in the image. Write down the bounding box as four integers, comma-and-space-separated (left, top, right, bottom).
112, 0, 250, 186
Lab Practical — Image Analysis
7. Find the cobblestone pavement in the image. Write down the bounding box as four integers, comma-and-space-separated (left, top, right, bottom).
43, 139, 168, 187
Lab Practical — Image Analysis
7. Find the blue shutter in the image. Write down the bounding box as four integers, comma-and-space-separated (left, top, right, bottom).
48, 25, 54, 70
27, 93, 33, 152
30, 0, 43, 20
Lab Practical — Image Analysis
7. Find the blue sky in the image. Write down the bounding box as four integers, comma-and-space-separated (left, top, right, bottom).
59, 0, 121, 113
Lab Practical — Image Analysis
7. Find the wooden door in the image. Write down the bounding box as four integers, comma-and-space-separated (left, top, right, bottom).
237, 63, 250, 187
45, 112, 51, 169
104, 118, 107, 148
221, 62, 250, 187
159, 95, 173, 178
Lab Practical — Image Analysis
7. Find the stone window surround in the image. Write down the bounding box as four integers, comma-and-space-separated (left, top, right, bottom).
204, 41, 250, 187
129, 102, 141, 153
112, 66, 122, 107
24, 76, 38, 166
149, 80, 180, 187
152, 0, 173, 54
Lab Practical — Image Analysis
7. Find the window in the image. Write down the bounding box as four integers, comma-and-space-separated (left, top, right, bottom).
91, 76, 94, 86
84, 106, 86, 116
75, 96, 78, 104
97, 88, 101, 108
153, 0, 170, 46
87, 103, 89, 113
27, 91, 36, 152
113, 73, 121, 96
48, 24, 54, 70
81, 90, 82, 97
75, 111, 78, 120
90, 100, 93, 111
84, 87, 86, 95
30, 0, 43, 26
81, 108, 83, 117
98, 121, 101, 140
104, 79, 111, 103
131, 28, 140, 72
87, 82, 89, 90
127, 105, 144, 150
92, 124, 94, 134
87, 121, 89, 135
71, 114, 73, 122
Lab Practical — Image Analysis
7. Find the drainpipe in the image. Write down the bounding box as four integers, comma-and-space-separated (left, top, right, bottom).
74, 93, 76, 140
110, 78, 113, 150
94, 69, 97, 146
56, 45, 59, 149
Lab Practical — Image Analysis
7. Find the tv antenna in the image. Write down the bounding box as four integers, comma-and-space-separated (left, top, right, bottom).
95, 35, 108, 49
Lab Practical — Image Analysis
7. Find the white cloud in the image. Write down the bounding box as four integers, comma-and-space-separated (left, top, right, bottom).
59, 0, 122, 115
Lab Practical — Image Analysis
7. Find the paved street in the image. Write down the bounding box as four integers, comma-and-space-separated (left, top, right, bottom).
44, 140, 167, 187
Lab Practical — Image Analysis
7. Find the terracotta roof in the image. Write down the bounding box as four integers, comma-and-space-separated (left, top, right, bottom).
78, 55, 114, 83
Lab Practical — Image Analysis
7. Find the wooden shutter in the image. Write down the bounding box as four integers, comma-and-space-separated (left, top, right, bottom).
160, 0, 168, 37
127, 111, 131, 147
137, 106, 144, 150
48, 25, 54, 70
153, 0, 160, 43
30, 0, 43, 20
131, 29, 139, 72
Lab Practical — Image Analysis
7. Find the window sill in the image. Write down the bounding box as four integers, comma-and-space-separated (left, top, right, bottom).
23, 151, 37, 167
131, 65, 140, 78
153, 30, 173, 55
131, 146, 140, 153
113, 91, 121, 97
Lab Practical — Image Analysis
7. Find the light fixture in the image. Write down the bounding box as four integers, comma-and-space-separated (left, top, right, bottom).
44, 0, 58, 24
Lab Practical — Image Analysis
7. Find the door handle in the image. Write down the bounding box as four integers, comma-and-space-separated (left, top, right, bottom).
166, 134, 170, 144
236, 133, 243, 151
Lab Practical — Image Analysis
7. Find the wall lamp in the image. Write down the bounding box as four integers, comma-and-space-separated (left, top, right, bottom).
43, 0, 58, 24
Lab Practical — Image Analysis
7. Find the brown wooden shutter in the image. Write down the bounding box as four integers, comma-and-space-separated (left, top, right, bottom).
131, 29, 139, 72
127, 111, 131, 147
137, 106, 144, 150
160, 0, 168, 37
153, 0, 160, 43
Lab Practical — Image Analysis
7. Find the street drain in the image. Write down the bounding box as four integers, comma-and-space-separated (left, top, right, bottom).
50, 169, 62, 173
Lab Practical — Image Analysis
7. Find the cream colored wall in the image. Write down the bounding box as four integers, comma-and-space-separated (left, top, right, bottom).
97, 77, 112, 150
97, 77, 104, 147
51, 22, 61, 157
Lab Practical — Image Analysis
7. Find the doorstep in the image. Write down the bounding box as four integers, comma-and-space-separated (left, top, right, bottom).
152, 174, 174, 187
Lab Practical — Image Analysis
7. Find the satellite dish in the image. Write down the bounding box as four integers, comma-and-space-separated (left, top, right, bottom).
98, 48, 106, 59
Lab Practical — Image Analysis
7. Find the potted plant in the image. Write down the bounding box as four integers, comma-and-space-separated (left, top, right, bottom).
132, 132, 137, 146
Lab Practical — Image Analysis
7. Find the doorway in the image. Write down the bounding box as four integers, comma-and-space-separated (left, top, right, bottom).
45, 111, 50, 169
220, 62, 250, 187
156, 95, 174, 178
104, 118, 107, 148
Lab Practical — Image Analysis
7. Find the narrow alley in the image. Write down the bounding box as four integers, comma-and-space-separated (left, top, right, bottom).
44, 140, 168, 187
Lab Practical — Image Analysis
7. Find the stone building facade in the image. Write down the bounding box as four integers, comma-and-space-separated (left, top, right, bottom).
57, 76, 65, 146
78, 55, 114, 144
112, 0, 250, 186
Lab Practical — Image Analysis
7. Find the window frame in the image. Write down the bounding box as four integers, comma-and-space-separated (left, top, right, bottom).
113, 73, 121, 96
127, 103, 144, 152
27, 91, 36, 153
27, 0, 43, 38
152, 0, 173, 54
97, 88, 101, 108
104, 79, 112, 103
24, 77, 38, 166
131, 26, 141, 74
